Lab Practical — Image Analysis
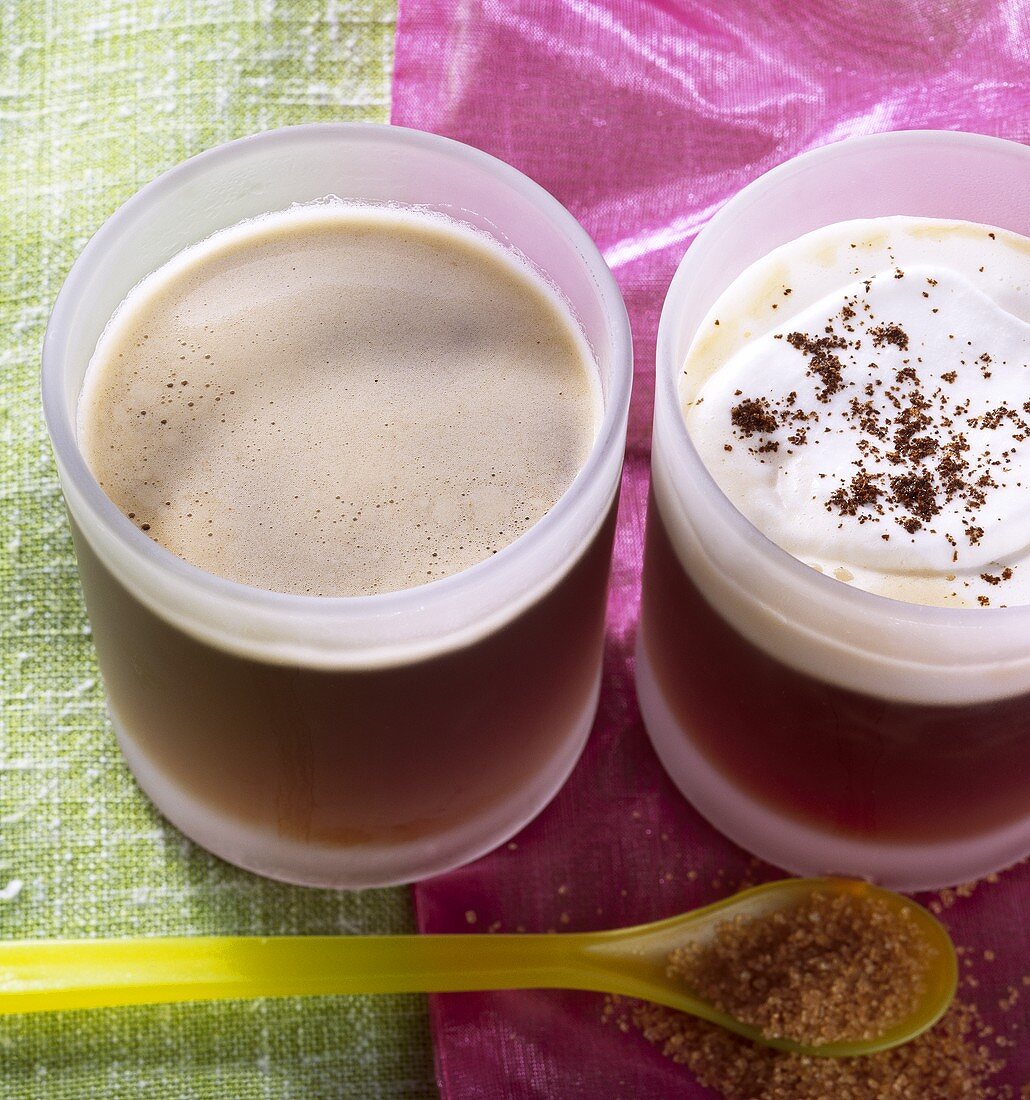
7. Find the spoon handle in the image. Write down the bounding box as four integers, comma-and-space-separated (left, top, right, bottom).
0, 934, 606, 1015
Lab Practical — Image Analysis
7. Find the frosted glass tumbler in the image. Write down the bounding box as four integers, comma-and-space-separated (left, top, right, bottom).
639, 130, 1030, 891
43, 124, 632, 888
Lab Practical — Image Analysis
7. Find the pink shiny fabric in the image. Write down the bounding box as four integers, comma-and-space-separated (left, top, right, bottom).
392, 3, 1030, 1095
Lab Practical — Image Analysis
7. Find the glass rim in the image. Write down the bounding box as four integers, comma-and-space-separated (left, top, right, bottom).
656, 127, 1030, 629
42, 122, 633, 624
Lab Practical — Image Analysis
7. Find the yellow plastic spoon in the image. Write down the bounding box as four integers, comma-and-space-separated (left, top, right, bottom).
0, 876, 956, 1056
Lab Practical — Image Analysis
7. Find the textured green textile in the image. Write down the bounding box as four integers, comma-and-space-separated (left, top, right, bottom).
0, 2, 437, 1096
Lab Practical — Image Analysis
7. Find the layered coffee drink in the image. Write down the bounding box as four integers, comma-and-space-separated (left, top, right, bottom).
641, 216, 1030, 884
75, 203, 615, 885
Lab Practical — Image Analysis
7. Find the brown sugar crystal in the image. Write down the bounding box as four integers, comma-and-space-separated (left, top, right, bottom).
603, 886, 1011, 1097
665, 889, 936, 1046
608, 999, 1008, 1100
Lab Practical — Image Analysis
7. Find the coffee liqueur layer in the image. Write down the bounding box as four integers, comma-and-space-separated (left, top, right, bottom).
80, 205, 600, 596
683, 217, 1030, 607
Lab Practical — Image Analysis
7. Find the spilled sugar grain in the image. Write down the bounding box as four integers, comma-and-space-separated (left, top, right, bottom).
605, 997, 1012, 1099
666, 889, 935, 1045
602, 879, 1023, 1097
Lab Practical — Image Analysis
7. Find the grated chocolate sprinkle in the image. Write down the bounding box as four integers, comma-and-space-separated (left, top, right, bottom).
731, 397, 779, 437
869, 323, 910, 350
783, 331, 847, 400
723, 273, 1026, 580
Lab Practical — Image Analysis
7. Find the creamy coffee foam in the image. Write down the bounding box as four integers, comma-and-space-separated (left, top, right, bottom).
79, 205, 600, 596
682, 217, 1030, 607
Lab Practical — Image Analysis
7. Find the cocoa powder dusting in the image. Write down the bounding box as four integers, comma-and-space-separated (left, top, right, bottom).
783, 331, 846, 400
722, 274, 1025, 580
869, 323, 910, 350
730, 397, 779, 437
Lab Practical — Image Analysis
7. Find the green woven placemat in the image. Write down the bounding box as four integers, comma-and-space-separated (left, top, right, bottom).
0, 2, 437, 1096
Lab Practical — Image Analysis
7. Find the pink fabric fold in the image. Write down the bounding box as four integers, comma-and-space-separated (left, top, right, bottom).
392, 2, 1030, 1094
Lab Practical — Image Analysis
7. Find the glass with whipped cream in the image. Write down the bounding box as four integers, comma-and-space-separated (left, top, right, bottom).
640, 131, 1030, 891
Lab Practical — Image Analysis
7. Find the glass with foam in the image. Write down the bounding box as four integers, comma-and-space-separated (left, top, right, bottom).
42, 124, 632, 888
641, 130, 1030, 891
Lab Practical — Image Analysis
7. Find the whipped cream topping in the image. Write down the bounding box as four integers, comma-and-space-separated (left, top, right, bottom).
683, 218, 1030, 607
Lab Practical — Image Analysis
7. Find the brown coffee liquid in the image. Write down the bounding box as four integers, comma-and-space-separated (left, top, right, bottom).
79, 206, 600, 596
71, 502, 617, 866
640, 489, 1030, 842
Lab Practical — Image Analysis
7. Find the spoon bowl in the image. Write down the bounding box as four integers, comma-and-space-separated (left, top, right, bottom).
577, 876, 958, 1055
0, 876, 956, 1056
